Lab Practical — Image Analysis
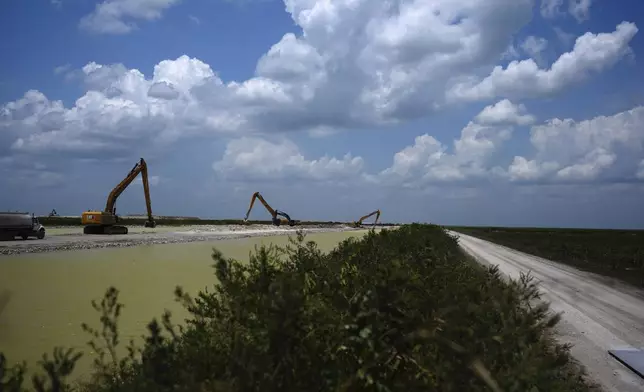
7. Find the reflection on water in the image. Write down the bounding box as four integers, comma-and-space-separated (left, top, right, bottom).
0, 231, 366, 381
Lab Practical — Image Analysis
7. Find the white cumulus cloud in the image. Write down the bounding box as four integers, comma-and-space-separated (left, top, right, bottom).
474, 99, 536, 126
79, 0, 181, 34
507, 106, 644, 182
376, 100, 522, 186
213, 137, 364, 183
0, 0, 639, 188
448, 22, 638, 102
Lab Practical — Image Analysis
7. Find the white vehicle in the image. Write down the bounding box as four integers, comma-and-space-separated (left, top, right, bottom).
0, 212, 46, 240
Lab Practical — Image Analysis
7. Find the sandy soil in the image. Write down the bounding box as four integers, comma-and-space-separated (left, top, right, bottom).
0, 224, 370, 256
452, 231, 644, 392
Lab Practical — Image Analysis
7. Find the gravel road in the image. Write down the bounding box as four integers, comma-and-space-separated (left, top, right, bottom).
0, 224, 365, 256
452, 231, 644, 392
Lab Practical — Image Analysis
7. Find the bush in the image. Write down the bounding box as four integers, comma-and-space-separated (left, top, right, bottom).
1, 224, 596, 392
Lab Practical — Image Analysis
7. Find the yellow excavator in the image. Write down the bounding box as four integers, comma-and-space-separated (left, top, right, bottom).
353, 209, 381, 228
243, 192, 297, 226
81, 158, 156, 235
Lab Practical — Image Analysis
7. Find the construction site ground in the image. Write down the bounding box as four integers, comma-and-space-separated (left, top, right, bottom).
0, 223, 371, 256
454, 232, 644, 392
2, 226, 643, 391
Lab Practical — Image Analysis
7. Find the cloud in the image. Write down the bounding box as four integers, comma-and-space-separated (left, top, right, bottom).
188, 15, 200, 25
540, 0, 564, 19
375, 100, 521, 187
375, 102, 644, 188
1, 1, 638, 173
507, 106, 644, 182
135, 175, 161, 186
213, 137, 364, 183
474, 99, 535, 126
520, 36, 548, 66
540, 0, 592, 22
500, 44, 521, 61
637, 160, 644, 180
553, 27, 576, 47
53, 64, 71, 75
0, 157, 65, 188
569, 0, 593, 23
79, 0, 181, 34
448, 22, 638, 102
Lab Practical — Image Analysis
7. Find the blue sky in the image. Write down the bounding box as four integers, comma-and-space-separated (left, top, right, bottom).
1, 0, 644, 228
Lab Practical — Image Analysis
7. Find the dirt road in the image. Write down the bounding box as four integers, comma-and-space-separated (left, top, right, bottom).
452, 232, 644, 392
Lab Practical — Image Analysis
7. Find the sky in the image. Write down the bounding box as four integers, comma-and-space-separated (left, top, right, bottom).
1, 0, 644, 229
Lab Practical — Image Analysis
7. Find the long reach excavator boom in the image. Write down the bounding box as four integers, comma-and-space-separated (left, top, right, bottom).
81, 158, 156, 235
243, 192, 297, 226
353, 209, 381, 228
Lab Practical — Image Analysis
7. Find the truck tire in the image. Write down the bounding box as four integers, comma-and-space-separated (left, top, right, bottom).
37, 229, 45, 239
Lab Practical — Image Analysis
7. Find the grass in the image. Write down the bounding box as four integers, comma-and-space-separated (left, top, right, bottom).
1, 224, 596, 392
450, 226, 644, 288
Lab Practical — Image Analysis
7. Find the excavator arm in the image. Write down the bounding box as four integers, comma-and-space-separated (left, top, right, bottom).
82, 158, 156, 234
243, 192, 296, 226
104, 158, 155, 227
353, 209, 381, 228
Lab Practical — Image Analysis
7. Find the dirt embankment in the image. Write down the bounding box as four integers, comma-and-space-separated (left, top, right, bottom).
0, 224, 386, 256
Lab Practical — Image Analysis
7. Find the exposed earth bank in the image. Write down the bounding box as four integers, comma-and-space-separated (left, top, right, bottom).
0, 224, 390, 256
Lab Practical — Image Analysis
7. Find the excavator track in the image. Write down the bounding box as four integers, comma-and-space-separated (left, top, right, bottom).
83, 225, 128, 235
105, 225, 128, 235
83, 225, 103, 235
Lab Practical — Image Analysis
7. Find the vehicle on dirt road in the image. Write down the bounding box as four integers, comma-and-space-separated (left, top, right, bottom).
0, 212, 46, 240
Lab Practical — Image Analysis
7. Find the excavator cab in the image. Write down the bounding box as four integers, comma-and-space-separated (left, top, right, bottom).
274, 210, 296, 227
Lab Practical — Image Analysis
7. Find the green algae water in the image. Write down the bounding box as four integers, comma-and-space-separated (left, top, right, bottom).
0, 230, 369, 381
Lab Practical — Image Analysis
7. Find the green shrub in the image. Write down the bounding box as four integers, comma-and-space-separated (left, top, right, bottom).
1, 224, 596, 392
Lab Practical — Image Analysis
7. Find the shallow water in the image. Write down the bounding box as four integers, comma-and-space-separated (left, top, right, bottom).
0, 230, 367, 381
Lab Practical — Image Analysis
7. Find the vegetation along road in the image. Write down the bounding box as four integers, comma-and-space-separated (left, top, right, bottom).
453, 231, 644, 392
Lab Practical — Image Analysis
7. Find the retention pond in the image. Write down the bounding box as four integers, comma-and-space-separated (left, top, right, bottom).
0, 230, 370, 381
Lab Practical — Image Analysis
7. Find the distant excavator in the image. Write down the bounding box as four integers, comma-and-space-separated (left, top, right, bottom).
81, 158, 156, 235
48, 209, 59, 217
243, 192, 297, 226
353, 209, 381, 228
